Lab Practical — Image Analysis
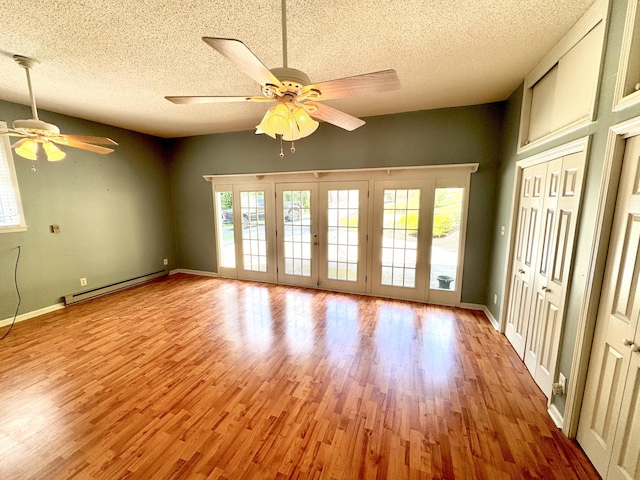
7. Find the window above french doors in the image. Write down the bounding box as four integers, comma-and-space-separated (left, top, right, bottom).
208, 164, 477, 306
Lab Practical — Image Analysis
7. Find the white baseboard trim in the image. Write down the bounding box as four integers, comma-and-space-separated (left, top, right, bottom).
460, 302, 484, 310
460, 303, 500, 331
170, 268, 219, 278
0, 303, 65, 328
482, 306, 500, 331
548, 403, 564, 429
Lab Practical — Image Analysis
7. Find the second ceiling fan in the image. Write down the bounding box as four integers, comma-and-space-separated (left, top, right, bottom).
166, 0, 400, 156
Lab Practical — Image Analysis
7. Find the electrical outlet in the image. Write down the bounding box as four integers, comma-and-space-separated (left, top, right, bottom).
163, 258, 168, 266
559, 373, 566, 392
80, 278, 87, 286
552, 373, 567, 396
493, 294, 498, 305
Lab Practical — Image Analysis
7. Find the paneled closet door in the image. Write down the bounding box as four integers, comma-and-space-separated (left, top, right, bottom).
578, 135, 640, 478
505, 163, 547, 358
524, 153, 585, 397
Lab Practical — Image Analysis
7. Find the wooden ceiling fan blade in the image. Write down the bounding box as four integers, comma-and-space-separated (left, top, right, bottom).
202, 37, 284, 89
52, 138, 114, 154
62, 135, 118, 146
302, 69, 400, 101
305, 102, 365, 131
165, 95, 272, 104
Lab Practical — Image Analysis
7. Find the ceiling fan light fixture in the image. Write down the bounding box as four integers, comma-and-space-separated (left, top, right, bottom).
256, 105, 291, 138
42, 141, 66, 161
294, 107, 319, 138
13, 138, 39, 160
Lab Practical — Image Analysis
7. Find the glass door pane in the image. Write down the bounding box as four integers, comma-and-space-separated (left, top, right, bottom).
241, 190, 267, 272
380, 188, 420, 288
233, 184, 275, 283
371, 180, 431, 302
216, 190, 235, 269
429, 188, 463, 290
276, 183, 318, 287
319, 182, 368, 293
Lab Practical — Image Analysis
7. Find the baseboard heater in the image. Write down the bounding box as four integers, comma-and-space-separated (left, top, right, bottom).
64, 270, 168, 306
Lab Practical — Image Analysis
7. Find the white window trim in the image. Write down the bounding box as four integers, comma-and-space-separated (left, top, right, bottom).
517, 0, 608, 154
612, 0, 640, 111
0, 121, 27, 233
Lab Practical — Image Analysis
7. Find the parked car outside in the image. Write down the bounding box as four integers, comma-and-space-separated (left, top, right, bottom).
221, 209, 233, 224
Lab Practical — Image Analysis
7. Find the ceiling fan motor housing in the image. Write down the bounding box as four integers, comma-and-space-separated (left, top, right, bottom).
13, 118, 60, 135
271, 67, 311, 91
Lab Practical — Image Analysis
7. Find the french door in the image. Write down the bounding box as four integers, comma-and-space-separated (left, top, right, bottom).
370, 180, 432, 301
275, 181, 368, 293
211, 164, 477, 304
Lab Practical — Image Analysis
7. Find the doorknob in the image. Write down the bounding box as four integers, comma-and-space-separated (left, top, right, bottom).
623, 338, 634, 346
518, 269, 525, 274
632, 344, 640, 353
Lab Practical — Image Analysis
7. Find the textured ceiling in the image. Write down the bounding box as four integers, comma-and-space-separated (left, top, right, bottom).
0, 0, 596, 138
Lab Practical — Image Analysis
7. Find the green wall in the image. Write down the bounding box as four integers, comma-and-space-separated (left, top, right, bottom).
0, 100, 176, 320
168, 103, 504, 305
486, 0, 640, 415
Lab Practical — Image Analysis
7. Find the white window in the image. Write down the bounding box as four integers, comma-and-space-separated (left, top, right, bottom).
0, 121, 27, 232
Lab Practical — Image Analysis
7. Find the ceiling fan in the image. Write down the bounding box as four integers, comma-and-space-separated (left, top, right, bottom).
1, 55, 117, 169
166, 0, 400, 156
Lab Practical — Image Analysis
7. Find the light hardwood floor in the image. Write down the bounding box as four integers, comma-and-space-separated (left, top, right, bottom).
0, 274, 598, 479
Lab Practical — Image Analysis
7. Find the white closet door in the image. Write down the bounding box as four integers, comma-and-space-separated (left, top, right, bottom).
524, 153, 585, 397
505, 163, 546, 357
552, 23, 603, 130
577, 135, 640, 478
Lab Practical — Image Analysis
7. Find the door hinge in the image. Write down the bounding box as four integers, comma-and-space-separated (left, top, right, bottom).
367, 190, 370, 198
365, 275, 368, 283
276, 267, 278, 273
366, 234, 368, 241
317, 280, 320, 288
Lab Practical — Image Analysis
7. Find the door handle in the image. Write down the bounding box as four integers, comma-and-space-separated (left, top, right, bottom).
632, 344, 640, 353
518, 269, 525, 274
623, 338, 634, 347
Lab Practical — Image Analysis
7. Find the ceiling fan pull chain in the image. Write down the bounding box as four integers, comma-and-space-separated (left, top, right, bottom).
290, 141, 295, 154
279, 135, 285, 158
